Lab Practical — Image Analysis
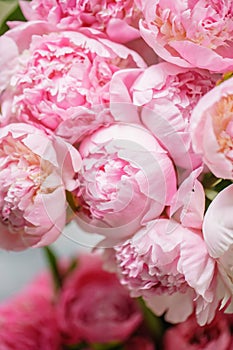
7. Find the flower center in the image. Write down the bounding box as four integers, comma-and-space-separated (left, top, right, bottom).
153, 0, 233, 49
212, 94, 233, 159
0, 136, 52, 231
116, 243, 188, 297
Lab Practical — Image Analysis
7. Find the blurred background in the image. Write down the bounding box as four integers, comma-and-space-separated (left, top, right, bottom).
0, 0, 102, 300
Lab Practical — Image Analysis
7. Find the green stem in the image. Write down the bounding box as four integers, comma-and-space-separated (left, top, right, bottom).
43, 246, 63, 291
137, 298, 164, 343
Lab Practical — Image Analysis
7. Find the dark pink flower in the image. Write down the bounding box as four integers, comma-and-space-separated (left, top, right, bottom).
0, 273, 60, 350
57, 254, 142, 345
163, 312, 232, 350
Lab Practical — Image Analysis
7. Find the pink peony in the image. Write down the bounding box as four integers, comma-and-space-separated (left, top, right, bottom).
0, 22, 145, 144
0, 274, 60, 350
203, 184, 233, 310
73, 123, 176, 246
57, 254, 142, 345
163, 312, 232, 350
138, 0, 233, 73
115, 218, 224, 326
0, 123, 81, 251
110, 62, 218, 171
20, 0, 141, 43
191, 78, 233, 179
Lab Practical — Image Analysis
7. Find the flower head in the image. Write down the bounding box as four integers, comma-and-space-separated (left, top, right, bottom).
0, 23, 145, 143
57, 254, 142, 345
138, 0, 233, 72
163, 312, 232, 350
20, 0, 141, 43
110, 62, 218, 170
0, 123, 81, 250
191, 78, 233, 179
0, 273, 59, 350
73, 123, 176, 246
115, 218, 223, 325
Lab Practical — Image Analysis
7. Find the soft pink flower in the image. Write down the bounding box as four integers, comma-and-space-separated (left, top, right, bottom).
115, 218, 224, 326
73, 123, 176, 246
203, 184, 233, 310
191, 78, 233, 179
57, 254, 142, 345
20, 0, 141, 43
0, 22, 145, 144
163, 312, 232, 350
0, 275, 60, 350
0, 123, 81, 251
138, 0, 233, 72
125, 336, 155, 350
110, 62, 218, 170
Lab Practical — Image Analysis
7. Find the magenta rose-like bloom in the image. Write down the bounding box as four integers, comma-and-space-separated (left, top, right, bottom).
0, 23, 145, 144
115, 218, 225, 326
20, 0, 141, 43
191, 78, 233, 179
203, 184, 233, 310
163, 312, 232, 350
0, 123, 81, 251
57, 254, 142, 345
110, 62, 218, 170
0, 275, 60, 350
73, 123, 176, 246
138, 0, 233, 72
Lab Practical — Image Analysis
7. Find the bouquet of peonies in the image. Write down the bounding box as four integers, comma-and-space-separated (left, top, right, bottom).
1, 0, 233, 348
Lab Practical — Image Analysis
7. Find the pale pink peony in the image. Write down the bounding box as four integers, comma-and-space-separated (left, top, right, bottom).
163, 312, 232, 350
0, 274, 60, 350
0, 123, 81, 251
191, 78, 233, 179
203, 184, 233, 310
110, 62, 218, 170
138, 0, 233, 72
73, 123, 176, 246
20, 0, 141, 43
0, 22, 145, 144
115, 218, 224, 326
57, 254, 142, 345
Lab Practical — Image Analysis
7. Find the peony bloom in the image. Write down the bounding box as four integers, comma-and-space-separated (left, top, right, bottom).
57, 254, 142, 345
163, 312, 232, 350
73, 123, 176, 246
0, 275, 60, 350
0, 123, 81, 251
203, 184, 233, 309
138, 0, 233, 73
191, 78, 233, 179
20, 0, 141, 43
110, 62, 218, 170
0, 22, 145, 144
115, 218, 224, 326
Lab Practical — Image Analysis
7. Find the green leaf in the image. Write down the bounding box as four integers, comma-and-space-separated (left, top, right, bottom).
91, 342, 123, 350
137, 297, 164, 343
63, 342, 88, 350
0, 1, 27, 35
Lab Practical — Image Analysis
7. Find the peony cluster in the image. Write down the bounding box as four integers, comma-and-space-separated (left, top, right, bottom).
1, 0, 233, 335
0, 253, 152, 349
